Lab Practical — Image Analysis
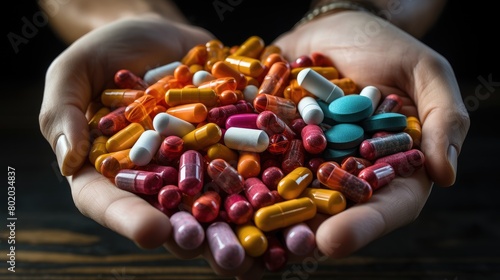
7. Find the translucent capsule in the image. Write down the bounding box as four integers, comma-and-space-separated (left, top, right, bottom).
88, 107, 110, 138
178, 150, 204, 196
231, 35, 265, 58
155, 135, 184, 166
205, 39, 226, 72
181, 44, 208, 66
207, 101, 254, 128
317, 161, 373, 203
300, 187, 346, 215
106, 122, 144, 152
358, 162, 395, 191
157, 185, 182, 210
115, 169, 163, 195
211, 61, 247, 90
359, 132, 413, 161
224, 193, 254, 225
340, 156, 373, 175
124, 94, 157, 123
374, 149, 425, 177
258, 62, 290, 96
207, 158, 244, 194
235, 222, 268, 257
206, 221, 245, 270
254, 197, 316, 232
284, 79, 315, 105
224, 127, 269, 153
143, 61, 182, 85
253, 93, 297, 121
153, 112, 195, 138
277, 167, 313, 200
98, 106, 131, 136
301, 124, 327, 155
267, 133, 290, 155
192, 191, 221, 223
99, 149, 135, 178
129, 130, 162, 166
256, 110, 296, 140
166, 103, 208, 124
137, 163, 178, 186
297, 68, 344, 103
181, 123, 222, 151
198, 77, 237, 95
165, 88, 218, 107
169, 211, 205, 250
144, 75, 174, 105
404, 116, 422, 148
374, 93, 403, 114
283, 222, 316, 256
243, 177, 274, 209
114, 69, 148, 90
101, 89, 145, 108
225, 55, 265, 78
281, 139, 305, 175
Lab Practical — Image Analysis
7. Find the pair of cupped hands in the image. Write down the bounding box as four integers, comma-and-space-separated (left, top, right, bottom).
39, 11, 469, 279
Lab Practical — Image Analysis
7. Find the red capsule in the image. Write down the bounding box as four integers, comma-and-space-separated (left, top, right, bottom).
290, 55, 313, 69
301, 124, 327, 155
359, 132, 413, 161
374, 149, 425, 177
155, 135, 184, 166
207, 101, 254, 128
137, 163, 178, 186
374, 93, 403, 114
192, 191, 221, 223
311, 52, 335, 67
267, 134, 290, 155
253, 93, 297, 121
260, 166, 284, 191
158, 185, 182, 209
207, 158, 245, 194
358, 162, 395, 191
224, 193, 254, 225
290, 117, 308, 136
98, 106, 131, 136
178, 150, 204, 196
256, 110, 296, 139
307, 157, 325, 175
114, 69, 148, 90
115, 169, 163, 195
263, 234, 288, 272
341, 156, 373, 176
244, 177, 275, 209
281, 139, 305, 174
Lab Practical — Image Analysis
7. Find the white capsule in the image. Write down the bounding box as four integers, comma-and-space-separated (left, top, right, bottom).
224, 127, 269, 153
359, 85, 382, 114
192, 70, 215, 87
297, 68, 344, 103
129, 130, 162, 166
143, 61, 182, 85
298, 96, 324, 125
153, 112, 195, 138
243, 85, 259, 103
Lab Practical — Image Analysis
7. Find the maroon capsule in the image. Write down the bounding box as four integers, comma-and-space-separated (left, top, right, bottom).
359, 132, 413, 161
207, 101, 254, 128
156, 135, 184, 166
281, 139, 305, 174
256, 110, 296, 139
136, 163, 178, 186
114, 69, 148, 90
192, 191, 221, 223
374, 93, 403, 114
307, 157, 325, 176
261, 166, 285, 191
178, 150, 204, 196
224, 193, 254, 225
206, 158, 245, 194
290, 117, 307, 136
358, 162, 396, 191
243, 177, 275, 209
98, 106, 131, 136
225, 113, 259, 130
158, 185, 182, 209
374, 149, 425, 177
115, 169, 163, 195
301, 124, 327, 155
270, 190, 284, 203
267, 133, 290, 155
290, 55, 313, 69
341, 156, 373, 176
263, 234, 288, 272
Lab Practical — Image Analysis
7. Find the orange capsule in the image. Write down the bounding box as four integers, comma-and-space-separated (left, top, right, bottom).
311, 52, 335, 67
189, 64, 204, 73
166, 103, 208, 124
98, 149, 135, 178
174, 64, 193, 85
291, 66, 339, 80
101, 89, 145, 109
237, 151, 261, 179
89, 135, 109, 165
218, 90, 239, 106
149, 104, 168, 119
181, 44, 208, 66
165, 88, 218, 107
263, 53, 288, 69
198, 77, 237, 95
145, 78, 170, 104
260, 45, 282, 63
124, 94, 157, 122
211, 61, 247, 90
258, 62, 290, 97
330, 77, 358, 95
225, 55, 265, 78
205, 39, 226, 72
232, 36, 265, 59
245, 76, 260, 87
283, 79, 315, 104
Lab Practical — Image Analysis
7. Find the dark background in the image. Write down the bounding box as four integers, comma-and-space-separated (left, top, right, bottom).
2, 1, 499, 279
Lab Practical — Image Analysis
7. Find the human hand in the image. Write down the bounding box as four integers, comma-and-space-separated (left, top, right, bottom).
269, 10, 470, 262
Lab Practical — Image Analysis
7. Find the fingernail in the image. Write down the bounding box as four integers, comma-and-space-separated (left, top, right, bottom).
55, 134, 70, 176
448, 145, 458, 178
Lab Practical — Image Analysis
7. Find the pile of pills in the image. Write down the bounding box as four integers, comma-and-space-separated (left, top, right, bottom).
87, 35, 425, 272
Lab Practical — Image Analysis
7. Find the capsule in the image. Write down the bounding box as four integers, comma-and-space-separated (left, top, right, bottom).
98, 106, 131, 136
181, 44, 208, 66
205, 143, 239, 167
155, 135, 184, 166
157, 185, 182, 209
374, 149, 425, 177
281, 139, 305, 175
262, 234, 287, 272
317, 161, 373, 203
137, 163, 178, 186
206, 221, 245, 270
235, 222, 268, 257
267, 133, 290, 155
310, 52, 335, 67
207, 101, 254, 128
253, 197, 316, 232
253, 93, 297, 121
224, 127, 269, 153
259, 44, 282, 63
261, 166, 284, 191
192, 191, 220, 223
166, 103, 208, 124
198, 77, 237, 95
205, 39, 226, 72
129, 130, 162, 166
225, 113, 259, 130
224, 193, 254, 225
301, 124, 327, 155
359, 85, 381, 112
106, 122, 145, 152
101, 89, 145, 108
340, 156, 373, 175
256, 110, 296, 139
178, 150, 204, 196
283, 222, 316, 256
284, 79, 315, 105
292, 66, 339, 80
169, 211, 205, 250
211, 61, 247, 90
277, 167, 313, 200
296, 68, 344, 103
291, 55, 313, 69
231, 35, 265, 58
258, 62, 290, 96
358, 162, 396, 191
207, 158, 244, 194
374, 93, 403, 114
307, 157, 325, 175
359, 132, 413, 161
89, 136, 108, 165
165, 88, 218, 107
225, 55, 265, 78
173, 64, 193, 85
404, 116, 422, 148
153, 112, 195, 138
143, 61, 182, 85
115, 169, 163, 195
99, 149, 135, 178
88, 107, 111, 138
114, 69, 148, 90
331, 77, 358, 95
144, 76, 172, 104
192, 70, 215, 86
300, 187, 346, 215
236, 151, 260, 179
219, 89, 240, 105
181, 122, 222, 151
243, 177, 274, 209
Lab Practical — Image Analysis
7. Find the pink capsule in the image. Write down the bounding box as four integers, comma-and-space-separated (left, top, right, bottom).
244, 177, 274, 209
317, 161, 373, 203
256, 110, 296, 139
261, 166, 284, 191
253, 93, 297, 121
374, 93, 403, 114
206, 221, 245, 270
224, 193, 254, 225
359, 132, 413, 161
358, 162, 396, 191
374, 149, 425, 177
178, 150, 204, 196
158, 185, 182, 209
114, 69, 148, 90
206, 101, 254, 128
192, 191, 221, 223
281, 139, 305, 174
98, 106, 131, 136
114, 169, 163, 195
155, 135, 184, 166
169, 211, 205, 250
301, 124, 327, 155
136, 163, 178, 186
225, 113, 259, 130
207, 158, 245, 194
290, 117, 307, 135
283, 222, 316, 256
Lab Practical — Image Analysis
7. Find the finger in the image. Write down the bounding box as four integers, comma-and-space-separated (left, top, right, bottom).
314, 168, 432, 258
411, 54, 470, 187
68, 165, 171, 249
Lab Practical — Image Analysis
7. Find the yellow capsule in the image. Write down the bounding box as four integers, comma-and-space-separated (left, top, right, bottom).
88, 107, 111, 135
237, 151, 261, 179
235, 222, 268, 257
225, 55, 265, 78
232, 36, 265, 59
291, 66, 339, 80
300, 188, 346, 215
165, 88, 218, 107
331, 77, 358, 95
166, 103, 208, 124
260, 44, 282, 63
254, 197, 316, 232
101, 89, 145, 108
106, 122, 145, 152
284, 79, 315, 104
277, 167, 313, 200
245, 76, 259, 87
94, 149, 131, 174
206, 143, 239, 167
182, 123, 222, 151
89, 136, 109, 165
404, 116, 422, 148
